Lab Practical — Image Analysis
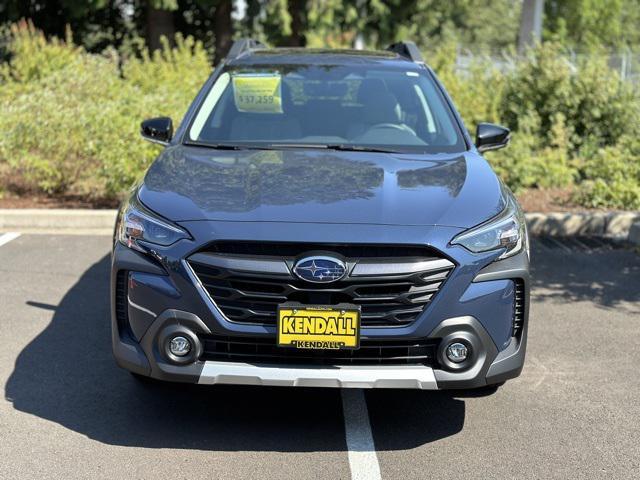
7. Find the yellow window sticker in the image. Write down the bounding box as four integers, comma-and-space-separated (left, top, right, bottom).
232, 74, 283, 113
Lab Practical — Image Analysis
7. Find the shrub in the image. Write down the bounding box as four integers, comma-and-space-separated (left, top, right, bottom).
0, 20, 81, 85
0, 23, 210, 199
499, 42, 640, 153
573, 137, 640, 210
430, 43, 504, 130
122, 34, 210, 120
490, 112, 577, 192
0, 25, 639, 210
436, 42, 640, 207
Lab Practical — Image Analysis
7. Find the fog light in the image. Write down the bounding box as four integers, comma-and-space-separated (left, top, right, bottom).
169, 336, 191, 357
446, 342, 468, 363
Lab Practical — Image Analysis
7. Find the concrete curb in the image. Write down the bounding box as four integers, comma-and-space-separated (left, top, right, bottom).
525, 212, 640, 239
0, 209, 638, 245
0, 209, 117, 235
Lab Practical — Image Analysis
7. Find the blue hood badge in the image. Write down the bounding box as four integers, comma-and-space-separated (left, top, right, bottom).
293, 256, 347, 283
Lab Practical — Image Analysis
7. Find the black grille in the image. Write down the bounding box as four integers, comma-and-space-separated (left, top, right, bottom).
512, 279, 525, 337
115, 270, 131, 337
199, 334, 439, 366
188, 242, 454, 327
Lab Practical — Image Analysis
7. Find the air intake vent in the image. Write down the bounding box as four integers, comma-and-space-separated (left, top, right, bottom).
513, 279, 525, 337
198, 334, 439, 366
115, 270, 131, 338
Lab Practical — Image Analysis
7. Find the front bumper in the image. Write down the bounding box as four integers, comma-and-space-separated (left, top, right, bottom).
110, 222, 530, 390
196, 309, 527, 390
198, 362, 439, 389
112, 303, 527, 391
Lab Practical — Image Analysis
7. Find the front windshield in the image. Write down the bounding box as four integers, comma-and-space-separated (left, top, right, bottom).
187, 64, 466, 153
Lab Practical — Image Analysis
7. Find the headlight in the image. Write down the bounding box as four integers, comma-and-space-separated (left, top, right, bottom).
118, 197, 190, 252
451, 194, 527, 260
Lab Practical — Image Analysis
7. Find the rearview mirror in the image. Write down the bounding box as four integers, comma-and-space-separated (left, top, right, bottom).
475, 123, 510, 153
141, 117, 173, 146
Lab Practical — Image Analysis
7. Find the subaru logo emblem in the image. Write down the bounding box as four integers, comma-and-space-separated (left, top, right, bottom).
293, 256, 347, 283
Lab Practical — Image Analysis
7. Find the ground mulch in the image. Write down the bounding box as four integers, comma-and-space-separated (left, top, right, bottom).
516, 187, 614, 213
0, 194, 119, 209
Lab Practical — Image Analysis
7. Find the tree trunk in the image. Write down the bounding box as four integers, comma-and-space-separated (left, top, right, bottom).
146, 3, 176, 52
286, 0, 307, 47
214, 0, 233, 65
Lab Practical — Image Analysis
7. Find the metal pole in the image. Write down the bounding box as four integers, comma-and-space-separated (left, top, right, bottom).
518, 0, 544, 54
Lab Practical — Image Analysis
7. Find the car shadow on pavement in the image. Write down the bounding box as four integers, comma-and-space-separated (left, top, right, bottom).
530, 240, 640, 313
5, 254, 465, 452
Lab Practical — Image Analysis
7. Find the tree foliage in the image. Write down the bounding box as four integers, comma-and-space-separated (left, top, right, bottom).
3, 0, 639, 63
544, 0, 640, 50
241, 0, 522, 51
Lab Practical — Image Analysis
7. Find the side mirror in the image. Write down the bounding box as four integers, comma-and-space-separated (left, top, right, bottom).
475, 123, 510, 153
141, 117, 173, 146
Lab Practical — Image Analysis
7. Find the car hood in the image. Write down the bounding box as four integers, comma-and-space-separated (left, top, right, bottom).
139, 145, 505, 229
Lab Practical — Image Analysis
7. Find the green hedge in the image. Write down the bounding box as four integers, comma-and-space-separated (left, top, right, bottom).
434, 43, 640, 209
0, 22, 209, 199
1, 22, 639, 209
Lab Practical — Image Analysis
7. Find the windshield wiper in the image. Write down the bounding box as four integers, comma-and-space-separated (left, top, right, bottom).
185, 141, 276, 151
325, 144, 402, 154
262, 143, 403, 153
263, 143, 330, 149
188, 141, 403, 154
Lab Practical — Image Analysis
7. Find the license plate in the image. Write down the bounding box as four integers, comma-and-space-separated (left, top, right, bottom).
277, 304, 361, 350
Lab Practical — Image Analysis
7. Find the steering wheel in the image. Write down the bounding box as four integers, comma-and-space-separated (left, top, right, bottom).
368, 123, 418, 136
369, 123, 407, 131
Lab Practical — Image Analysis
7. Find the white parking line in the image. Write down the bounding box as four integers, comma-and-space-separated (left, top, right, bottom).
341, 389, 382, 480
0, 232, 21, 248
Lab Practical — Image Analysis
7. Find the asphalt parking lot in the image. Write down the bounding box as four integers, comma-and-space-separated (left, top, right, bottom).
1, 233, 639, 479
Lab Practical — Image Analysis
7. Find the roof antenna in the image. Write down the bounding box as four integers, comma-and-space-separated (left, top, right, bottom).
386, 41, 424, 63
226, 38, 267, 60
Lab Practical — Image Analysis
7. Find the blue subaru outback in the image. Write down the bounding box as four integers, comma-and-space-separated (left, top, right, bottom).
111, 40, 530, 391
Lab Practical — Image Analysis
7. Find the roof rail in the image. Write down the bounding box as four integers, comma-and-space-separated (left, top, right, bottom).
386, 41, 424, 63
226, 38, 267, 60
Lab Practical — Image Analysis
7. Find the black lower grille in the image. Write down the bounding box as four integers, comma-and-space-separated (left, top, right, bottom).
512, 279, 525, 337
199, 334, 439, 366
115, 270, 131, 337
188, 243, 454, 327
